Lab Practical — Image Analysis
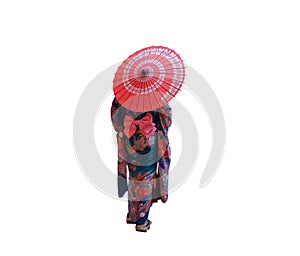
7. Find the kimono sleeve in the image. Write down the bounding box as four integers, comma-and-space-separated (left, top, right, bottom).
110, 97, 127, 197
155, 104, 172, 203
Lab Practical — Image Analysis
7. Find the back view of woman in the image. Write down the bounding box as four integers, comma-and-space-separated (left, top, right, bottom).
111, 45, 184, 232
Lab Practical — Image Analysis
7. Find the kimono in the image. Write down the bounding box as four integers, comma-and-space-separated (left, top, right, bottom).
111, 97, 172, 225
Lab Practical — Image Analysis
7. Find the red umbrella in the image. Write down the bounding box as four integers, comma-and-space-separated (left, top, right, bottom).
113, 46, 185, 112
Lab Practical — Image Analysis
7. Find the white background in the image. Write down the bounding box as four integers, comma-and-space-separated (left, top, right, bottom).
1, 0, 300, 255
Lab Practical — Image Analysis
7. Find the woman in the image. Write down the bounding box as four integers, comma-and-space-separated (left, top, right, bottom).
111, 97, 172, 232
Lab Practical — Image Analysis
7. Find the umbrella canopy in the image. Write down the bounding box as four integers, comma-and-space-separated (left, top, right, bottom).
113, 46, 185, 112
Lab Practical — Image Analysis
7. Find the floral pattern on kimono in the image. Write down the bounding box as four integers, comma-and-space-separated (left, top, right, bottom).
111, 97, 172, 222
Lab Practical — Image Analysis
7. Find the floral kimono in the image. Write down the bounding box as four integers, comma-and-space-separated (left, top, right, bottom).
111, 97, 172, 225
